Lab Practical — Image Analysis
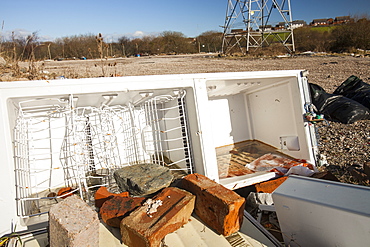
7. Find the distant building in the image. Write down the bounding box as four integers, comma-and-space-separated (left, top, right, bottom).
259, 25, 272, 31
291, 20, 307, 29
334, 16, 351, 25
273, 22, 286, 30
311, 18, 329, 26
310, 16, 352, 27
230, 29, 244, 34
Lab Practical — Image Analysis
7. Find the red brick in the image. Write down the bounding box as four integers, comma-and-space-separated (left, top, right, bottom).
100, 196, 145, 228
57, 187, 74, 199
181, 173, 245, 236
255, 176, 288, 193
120, 187, 195, 247
94, 186, 129, 208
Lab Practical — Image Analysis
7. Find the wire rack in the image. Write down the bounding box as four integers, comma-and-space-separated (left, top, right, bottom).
13, 90, 193, 218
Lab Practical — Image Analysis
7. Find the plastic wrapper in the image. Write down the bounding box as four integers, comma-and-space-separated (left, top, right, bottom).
246, 153, 316, 176
333, 75, 370, 110
309, 83, 370, 124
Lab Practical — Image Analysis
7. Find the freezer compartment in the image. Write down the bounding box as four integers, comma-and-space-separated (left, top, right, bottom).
12, 90, 195, 219
0, 76, 209, 235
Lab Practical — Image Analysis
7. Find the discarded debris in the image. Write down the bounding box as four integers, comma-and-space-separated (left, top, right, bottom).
246, 153, 316, 176
56, 187, 74, 199
113, 163, 174, 196
309, 82, 370, 124
181, 173, 245, 236
94, 186, 129, 208
120, 187, 195, 247
334, 75, 370, 109
143, 198, 163, 216
99, 196, 145, 228
49, 195, 99, 247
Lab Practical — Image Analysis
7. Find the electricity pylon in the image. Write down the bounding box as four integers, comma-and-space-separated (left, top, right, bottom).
221, 0, 295, 54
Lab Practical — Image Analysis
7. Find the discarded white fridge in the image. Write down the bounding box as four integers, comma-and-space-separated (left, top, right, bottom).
0, 70, 318, 245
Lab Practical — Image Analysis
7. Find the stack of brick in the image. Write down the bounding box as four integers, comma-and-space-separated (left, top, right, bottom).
49, 195, 99, 247
181, 173, 245, 236
120, 187, 195, 247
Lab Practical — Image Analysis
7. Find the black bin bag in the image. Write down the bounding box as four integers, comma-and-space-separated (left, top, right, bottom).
309, 83, 370, 124
333, 75, 370, 109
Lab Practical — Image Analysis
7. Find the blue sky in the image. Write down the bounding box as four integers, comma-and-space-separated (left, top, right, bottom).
0, 0, 369, 41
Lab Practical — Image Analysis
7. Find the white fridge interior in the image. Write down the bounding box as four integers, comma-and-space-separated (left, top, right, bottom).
0, 70, 318, 237
204, 71, 317, 189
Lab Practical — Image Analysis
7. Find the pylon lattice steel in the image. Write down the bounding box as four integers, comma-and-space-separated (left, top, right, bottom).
222, 0, 295, 54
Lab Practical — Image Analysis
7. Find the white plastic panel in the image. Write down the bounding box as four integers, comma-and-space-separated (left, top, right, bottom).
8, 215, 278, 247
273, 176, 370, 247
246, 80, 298, 146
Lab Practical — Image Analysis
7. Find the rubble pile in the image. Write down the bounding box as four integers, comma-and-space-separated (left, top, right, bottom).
49, 166, 247, 247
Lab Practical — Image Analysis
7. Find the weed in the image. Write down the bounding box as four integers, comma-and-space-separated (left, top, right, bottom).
0, 226, 22, 247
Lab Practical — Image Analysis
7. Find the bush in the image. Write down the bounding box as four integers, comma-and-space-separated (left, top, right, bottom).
330, 18, 370, 52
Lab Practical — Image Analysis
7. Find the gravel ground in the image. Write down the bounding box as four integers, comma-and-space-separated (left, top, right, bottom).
1, 54, 370, 185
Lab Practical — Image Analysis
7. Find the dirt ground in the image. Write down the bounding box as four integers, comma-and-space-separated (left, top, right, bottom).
2, 53, 369, 91
1, 54, 369, 185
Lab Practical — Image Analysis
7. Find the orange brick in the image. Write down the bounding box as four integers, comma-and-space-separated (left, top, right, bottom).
120, 187, 195, 247
181, 173, 245, 236
100, 196, 145, 228
94, 186, 129, 208
57, 187, 74, 199
255, 176, 288, 193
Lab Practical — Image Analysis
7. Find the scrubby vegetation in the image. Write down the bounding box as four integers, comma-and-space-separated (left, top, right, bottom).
0, 31, 222, 61
294, 17, 370, 53
0, 16, 369, 62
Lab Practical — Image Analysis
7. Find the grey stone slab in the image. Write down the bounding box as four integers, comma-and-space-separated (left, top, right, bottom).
113, 163, 173, 196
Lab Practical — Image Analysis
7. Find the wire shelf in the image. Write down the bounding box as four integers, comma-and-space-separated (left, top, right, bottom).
13, 91, 193, 218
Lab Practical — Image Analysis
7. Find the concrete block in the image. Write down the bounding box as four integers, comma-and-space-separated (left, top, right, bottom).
181, 173, 245, 236
49, 195, 99, 247
120, 187, 195, 247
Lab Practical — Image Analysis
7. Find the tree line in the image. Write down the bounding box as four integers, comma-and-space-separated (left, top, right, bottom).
0, 16, 368, 61
0, 31, 223, 61
294, 17, 369, 53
